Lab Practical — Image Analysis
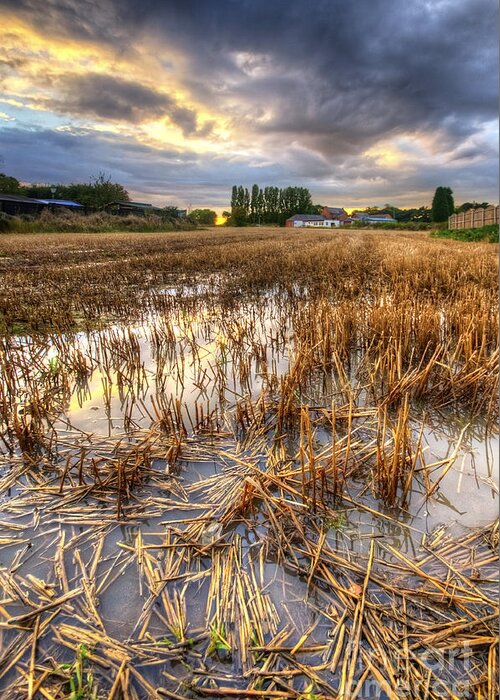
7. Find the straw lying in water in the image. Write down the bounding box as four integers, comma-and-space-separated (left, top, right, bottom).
0, 229, 497, 697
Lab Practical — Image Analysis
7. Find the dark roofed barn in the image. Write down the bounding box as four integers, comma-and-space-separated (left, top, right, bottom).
103, 201, 187, 218
0, 193, 45, 217
103, 201, 162, 216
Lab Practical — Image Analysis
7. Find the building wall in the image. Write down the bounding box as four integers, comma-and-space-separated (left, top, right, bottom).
287, 218, 341, 227
0, 200, 43, 216
321, 206, 348, 221
300, 220, 338, 228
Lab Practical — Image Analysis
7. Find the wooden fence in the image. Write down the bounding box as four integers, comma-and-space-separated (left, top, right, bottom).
448, 205, 499, 230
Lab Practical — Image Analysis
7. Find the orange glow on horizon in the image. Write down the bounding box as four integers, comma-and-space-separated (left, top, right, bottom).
215, 215, 227, 226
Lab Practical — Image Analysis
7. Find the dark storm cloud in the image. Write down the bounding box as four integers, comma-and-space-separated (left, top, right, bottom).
1, 0, 497, 205
6, 0, 496, 156
0, 0, 136, 46
1, 123, 496, 209
45, 73, 201, 134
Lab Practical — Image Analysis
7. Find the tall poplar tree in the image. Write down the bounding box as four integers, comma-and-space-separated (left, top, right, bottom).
432, 186, 454, 222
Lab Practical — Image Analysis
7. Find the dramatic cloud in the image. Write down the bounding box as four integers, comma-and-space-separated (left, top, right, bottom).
0, 0, 497, 209
46, 73, 203, 135
0, 125, 287, 207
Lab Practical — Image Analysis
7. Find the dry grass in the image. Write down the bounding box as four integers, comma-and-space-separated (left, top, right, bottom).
0, 227, 496, 332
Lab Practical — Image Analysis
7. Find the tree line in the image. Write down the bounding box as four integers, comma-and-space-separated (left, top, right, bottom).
226, 184, 491, 226
225, 183, 435, 227
0, 171, 221, 224
227, 184, 319, 225
1, 169, 490, 227
0, 172, 130, 208
357, 204, 432, 223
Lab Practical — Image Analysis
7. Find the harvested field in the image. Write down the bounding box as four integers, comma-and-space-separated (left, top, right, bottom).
0, 227, 497, 699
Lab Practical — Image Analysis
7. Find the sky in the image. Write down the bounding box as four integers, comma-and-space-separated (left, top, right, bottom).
0, 0, 498, 212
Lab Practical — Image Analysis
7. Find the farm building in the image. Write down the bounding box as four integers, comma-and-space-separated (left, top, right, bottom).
351, 212, 396, 223
321, 206, 350, 223
104, 201, 187, 218
0, 193, 85, 216
0, 193, 45, 216
364, 216, 396, 223
286, 214, 340, 228
104, 201, 165, 216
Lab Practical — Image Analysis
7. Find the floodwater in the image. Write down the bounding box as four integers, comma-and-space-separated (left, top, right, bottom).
50, 311, 498, 534
0, 291, 497, 698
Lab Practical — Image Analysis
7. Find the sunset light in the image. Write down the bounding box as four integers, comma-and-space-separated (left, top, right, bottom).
0, 1, 496, 210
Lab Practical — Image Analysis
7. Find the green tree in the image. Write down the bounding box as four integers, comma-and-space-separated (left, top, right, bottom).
363, 206, 384, 215
188, 208, 217, 225
384, 204, 431, 223
236, 186, 245, 209
413, 207, 431, 222
229, 206, 248, 226
250, 184, 259, 223
257, 188, 265, 223
444, 187, 454, 217
432, 186, 454, 222
243, 188, 250, 213
231, 186, 238, 209
0, 173, 21, 194
456, 201, 489, 214
21, 173, 129, 208
76, 172, 130, 208
229, 183, 317, 226
21, 183, 54, 198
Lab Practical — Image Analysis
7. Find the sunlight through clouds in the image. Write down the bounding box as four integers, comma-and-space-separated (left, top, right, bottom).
0, 0, 497, 209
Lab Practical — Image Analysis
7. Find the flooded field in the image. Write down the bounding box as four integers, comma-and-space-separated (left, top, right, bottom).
0, 228, 497, 699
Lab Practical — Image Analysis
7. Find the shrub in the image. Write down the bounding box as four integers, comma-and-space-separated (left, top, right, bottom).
349, 221, 435, 231
430, 224, 499, 243
0, 211, 197, 234
0, 213, 14, 232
